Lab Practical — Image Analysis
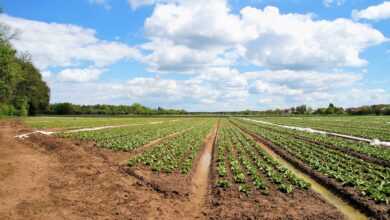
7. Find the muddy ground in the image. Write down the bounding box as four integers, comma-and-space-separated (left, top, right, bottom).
0, 120, 344, 220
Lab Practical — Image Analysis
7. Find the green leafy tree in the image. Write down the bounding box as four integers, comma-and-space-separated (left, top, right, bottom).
0, 8, 50, 116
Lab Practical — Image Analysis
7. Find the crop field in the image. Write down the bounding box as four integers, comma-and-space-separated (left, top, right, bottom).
7, 116, 389, 219
23, 116, 177, 130
254, 116, 390, 141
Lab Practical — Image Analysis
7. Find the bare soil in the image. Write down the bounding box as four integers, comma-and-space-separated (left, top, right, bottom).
0, 120, 347, 220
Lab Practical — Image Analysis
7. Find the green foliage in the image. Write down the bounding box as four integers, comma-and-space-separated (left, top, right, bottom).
215, 120, 309, 195
216, 179, 230, 188
60, 118, 203, 152
48, 102, 186, 115
0, 103, 15, 115
0, 19, 50, 116
128, 119, 215, 174
15, 96, 28, 116
236, 118, 390, 204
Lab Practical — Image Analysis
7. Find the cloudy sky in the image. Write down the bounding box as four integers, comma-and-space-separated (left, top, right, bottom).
1, 0, 390, 111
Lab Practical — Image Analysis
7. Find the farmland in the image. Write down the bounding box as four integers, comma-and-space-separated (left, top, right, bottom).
253, 116, 390, 141
1, 115, 390, 219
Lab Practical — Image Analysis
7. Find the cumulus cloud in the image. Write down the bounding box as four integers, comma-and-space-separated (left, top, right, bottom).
0, 14, 140, 70
57, 67, 106, 82
240, 6, 386, 70
248, 70, 364, 107
352, 1, 390, 21
46, 68, 389, 111
122, 67, 249, 105
141, 0, 386, 73
140, 0, 244, 72
140, 39, 231, 73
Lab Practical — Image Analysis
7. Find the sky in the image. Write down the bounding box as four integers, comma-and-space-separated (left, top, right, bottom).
0, 0, 390, 111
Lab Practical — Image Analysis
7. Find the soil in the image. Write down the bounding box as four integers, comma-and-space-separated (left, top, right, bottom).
0, 119, 347, 220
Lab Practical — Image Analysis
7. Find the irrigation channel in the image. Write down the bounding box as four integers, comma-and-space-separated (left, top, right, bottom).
189, 123, 219, 219
232, 123, 368, 220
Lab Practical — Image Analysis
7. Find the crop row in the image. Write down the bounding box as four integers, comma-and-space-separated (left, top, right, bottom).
235, 119, 390, 204
215, 120, 309, 194
128, 119, 216, 174
239, 119, 390, 162
58, 119, 198, 151
24, 116, 171, 129
255, 116, 390, 141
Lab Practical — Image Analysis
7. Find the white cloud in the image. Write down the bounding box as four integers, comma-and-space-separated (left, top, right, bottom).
247, 70, 361, 90
248, 70, 363, 107
142, 1, 386, 73
111, 77, 221, 106
121, 67, 249, 105
141, 0, 244, 72
57, 67, 106, 82
140, 39, 231, 73
45, 68, 389, 111
0, 14, 140, 70
144, 0, 244, 48
89, 0, 112, 10
255, 81, 304, 96
352, 1, 390, 21
240, 6, 386, 70
323, 0, 345, 8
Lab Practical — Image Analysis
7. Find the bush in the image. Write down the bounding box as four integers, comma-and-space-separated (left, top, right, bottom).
0, 103, 15, 115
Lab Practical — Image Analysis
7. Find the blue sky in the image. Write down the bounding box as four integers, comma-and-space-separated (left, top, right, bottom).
1, 0, 389, 111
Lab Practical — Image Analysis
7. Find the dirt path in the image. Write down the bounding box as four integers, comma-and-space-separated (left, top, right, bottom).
0, 122, 63, 219
187, 123, 219, 219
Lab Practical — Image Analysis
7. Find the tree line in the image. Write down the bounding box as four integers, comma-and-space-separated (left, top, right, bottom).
48, 103, 187, 115
227, 103, 390, 116
0, 10, 50, 116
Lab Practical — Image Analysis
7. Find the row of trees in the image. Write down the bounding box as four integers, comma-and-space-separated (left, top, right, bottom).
295, 103, 390, 116
345, 104, 390, 115
0, 11, 50, 116
218, 103, 390, 116
48, 103, 187, 115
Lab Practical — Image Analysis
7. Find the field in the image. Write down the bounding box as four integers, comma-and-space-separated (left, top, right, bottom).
1, 116, 390, 219
253, 116, 390, 141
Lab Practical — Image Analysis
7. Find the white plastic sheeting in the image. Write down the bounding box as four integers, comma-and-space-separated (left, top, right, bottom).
16, 131, 55, 139
15, 120, 175, 139
242, 118, 390, 147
